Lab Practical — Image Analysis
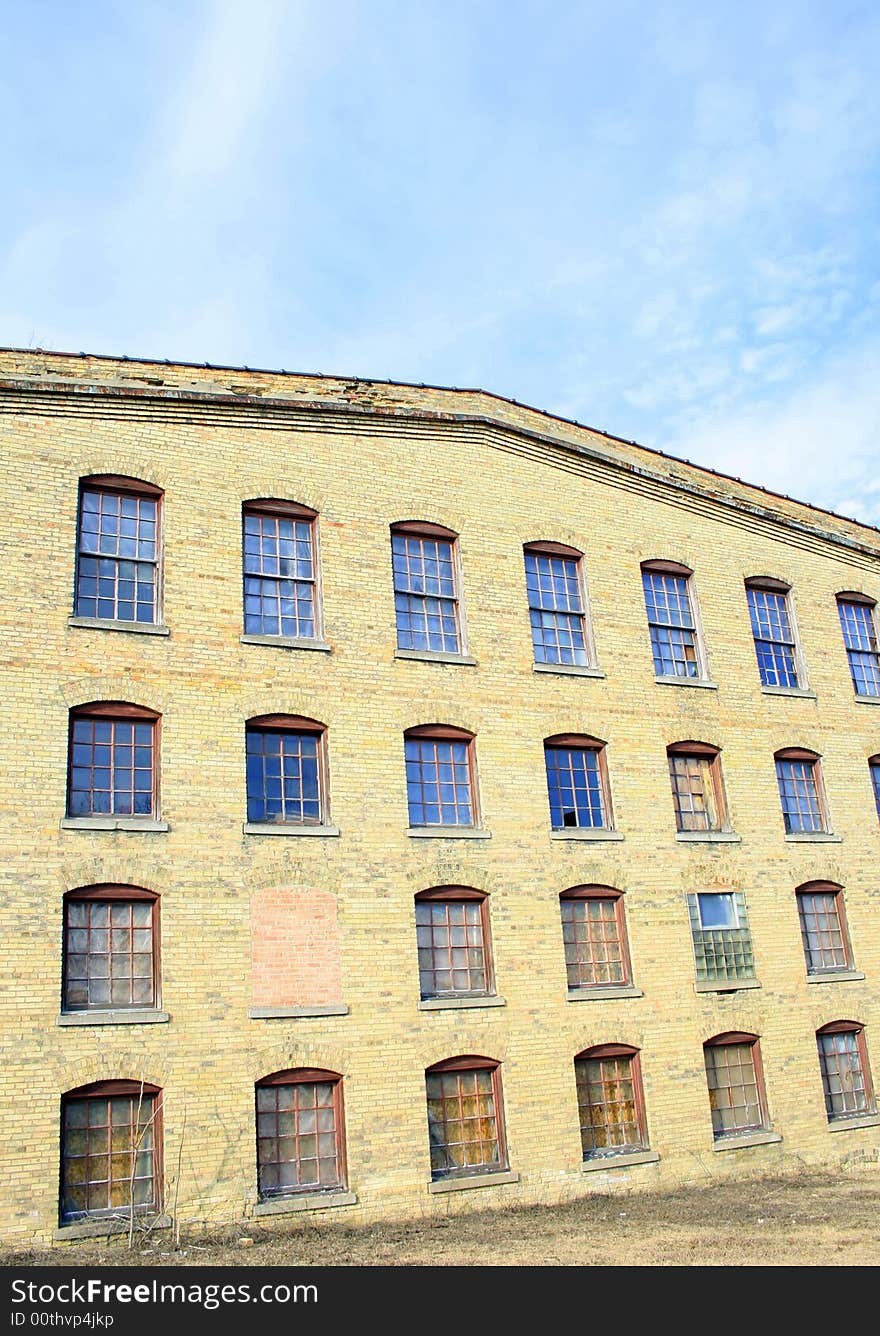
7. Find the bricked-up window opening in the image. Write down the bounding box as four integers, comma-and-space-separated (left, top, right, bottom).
797, 883, 854, 975
774, 748, 828, 833
703, 1034, 769, 1139
63, 886, 157, 1011
687, 892, 755, 984
745, 580, 800, 688
575, 1045, 649, 1158
560, 887, 632, 990
667, 742, 728, 832
243, 500, 319, 640
415, 889, 493, 999
641, 561, 701, 678
544, 734, 612, 830
60, 1080, 160, 1223
391, 522, 462, 654
816, 1024, 876, 1122
404, 725, 476, 827
67, 703, 159, 818
425, 1057, 507, 1180
245, 715, 327, 825
523, 542, 589, 666
870, 756, 880, 820
255, 1069, 346, 1198
74, 477, 162, 624
837, 594, 880, 697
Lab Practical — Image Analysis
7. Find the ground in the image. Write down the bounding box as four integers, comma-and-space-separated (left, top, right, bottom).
2, 1171, 878, 1267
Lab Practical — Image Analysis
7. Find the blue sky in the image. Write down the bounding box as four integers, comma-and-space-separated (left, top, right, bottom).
3, 1, 879, 523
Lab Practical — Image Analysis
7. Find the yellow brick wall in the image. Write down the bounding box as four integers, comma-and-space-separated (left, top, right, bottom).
0, 350, 878, 1245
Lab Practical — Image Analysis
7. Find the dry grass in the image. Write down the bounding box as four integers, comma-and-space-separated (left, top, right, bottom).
4, 1170, 879, 1268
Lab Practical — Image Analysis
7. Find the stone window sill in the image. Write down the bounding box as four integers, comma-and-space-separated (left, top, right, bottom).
806, 969, 865, 985
58, 1010, 169, 1026
827, 1113, 880, 1133
407, 827, 491, 839
428, 1170, 519, 1194
394, 649, 477, 666
761, 685, 817, 700
712, 1130, 781, 1153
54, 1214, 171, 1241
676, 831, 741, 844
582, 1149, 659, 1173
567, 985, 643, 1001
419, 995, 506, 1011
240, 634, 331, 653
252, 1190, 356, 1217
61, 817, 169, 833
68, 616, 170, 637
654, 675, 718, 690
244, 822, 340, 837
550, 828, 624, 842
533, 662, 606, 680
784, 832, 842, 843
854, 694, 880, 706
249, 1004, 349, 1019
694, 978, 761, 994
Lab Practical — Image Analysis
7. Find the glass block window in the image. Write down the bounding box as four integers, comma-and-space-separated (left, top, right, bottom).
75, 480, 160, 624
415, 891, 492, 999
524, 546, 589, 666
60, 1082, 159, 1222
703, 1035, 768, 1139
560, 888, 631, 990
746, 584, 800, 688
67, 707, 157, 818
575, 1047, 648, 1158
425, 1059, 506, 1179
245, 717, 326, 825
405, 729, 475, 827
816, 1025, 875, 1122
243, 502, 318, 639
870, 758, 880, 820
775, 752, 827, 833
392, 526, 461, 654
641, 565, 701, 678
255, 1070, 345, 1198
797, 884, 853, 975
667, 746, 727, 832
63, 889, 157, 1011
837, 597, 880, 697
687, 892, 755, 984
544, 739, 610, 830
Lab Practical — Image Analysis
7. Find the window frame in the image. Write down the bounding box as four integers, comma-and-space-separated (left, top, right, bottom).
244, 714, 330, 828
522, 540, 596, 669
773, 747, 831, 835
424, 1055, 508, 1181
66, 702, 160, 821
744, 577, 805, 690
703, 1032, 770, 1141
796, 881, 855, 977
574, 1043, 650, 1160
404, 724, 480, 830
62, 885, 160, 1013
544, 733, 614, 832
559, 886, 633, 993
254, 1068, 347, 1200
241, 498, 323, 644
640, 559, 708, 681
59, 1079, 162, 1225
687, 891, 755, 986
836, 592, 880, 699
667, 741, 730, 833
869, 755, 880, 821
390, 520, 467, 657
73, 475, 164, 627
414, 887, 494, 1001
816, 1022, 876, 1123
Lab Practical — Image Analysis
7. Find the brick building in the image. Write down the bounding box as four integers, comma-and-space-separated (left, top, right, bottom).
1, 347, 878, 1246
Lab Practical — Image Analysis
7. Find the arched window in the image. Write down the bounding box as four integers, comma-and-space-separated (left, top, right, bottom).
242, 498, 322, 643
255, 1068, 346, 1198
245, 715, 329, 828
544, 734, 613, 831
60, 1080, 161, 1224
74, 475, 163, 626
425, 1056, 506, 1179
816, 1022, 876, 1122
640, 559, 706, 680
559, 886, 632, 992
523, 541, 594, 669
796, 881, 855, 976
62, 885, 159, 1012
836, 592, 880, 698
744, 577, 804, 689
666, 741, 729, 833
67, 702, 160, 821
390, 520, 465, 656
869, 755, 880, 820
404, 725, 478, 828
703, 1033, 769, 1140
415, 888, 494, 1000
574, 1044, 649, 1159
773, 747, 830, 834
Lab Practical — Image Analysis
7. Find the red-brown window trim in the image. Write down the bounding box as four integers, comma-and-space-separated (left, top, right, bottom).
815, 1021, 876, 1119
60, 1080, 164, 1221
795, 881, 853, 975
817, 1019, 865, 1036
545, 732, 605, 750
545, 736, 614, 831
65, 1079, 161, 1099
576, 1042, 639, 1061
774, 746, 820, 763
416, 885, 486, 903
426, 1054, 499, 1075
66, 883, 157, 903
573, 1044, 649, 1155
67, 704, 160, 820
703, 1033, 770, 1132
244, 497, 317, 521
405, 723, 474, 742
667, 742, 729, 832
80, 474, 163, 500
706, 1030, 760, 1046
524, 539, 583, 560
641, 558, 693, 578
424, 1056, 508, 1177
745, 575, 792, 595
258, 1066, 343, 1086
246, 714, 326, 733
560, 884, 621, 902
63, 885, 160, 1013
254, 1069, 347, 1197
391, 519, 458, 541
667, 740, 720, 759
559, 885, 633, 989
869, 753, 880, 765
836, 590, 877, 608
415, 889, 494, 998
70, 701, 159, 722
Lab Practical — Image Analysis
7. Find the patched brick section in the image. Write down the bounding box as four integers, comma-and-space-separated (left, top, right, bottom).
250, 889, 342, 1008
